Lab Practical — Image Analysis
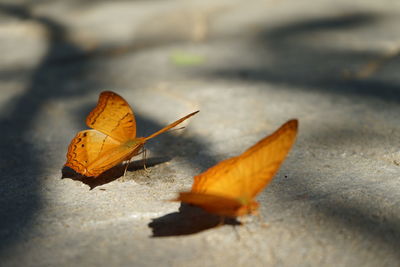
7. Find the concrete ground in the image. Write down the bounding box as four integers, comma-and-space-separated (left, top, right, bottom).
1, 0, 400, 266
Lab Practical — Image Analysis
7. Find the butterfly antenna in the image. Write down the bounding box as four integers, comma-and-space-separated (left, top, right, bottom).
144, 111, 199, 141
168, 126, 186, 132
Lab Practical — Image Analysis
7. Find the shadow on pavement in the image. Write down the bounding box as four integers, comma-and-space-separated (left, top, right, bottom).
0, 2, 97, 255
207, 11, 400, 257
208, 12, 400, 104
148, 203, 240, 237
61, 156, 170, 189
0, 1, 218, 254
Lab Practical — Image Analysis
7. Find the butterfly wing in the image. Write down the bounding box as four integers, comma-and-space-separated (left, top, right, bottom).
65, 129, 144, 177
177, 192, 245, 217
191, 119, 298, 200
65, 129, 121, 176
86, 91, 136, 142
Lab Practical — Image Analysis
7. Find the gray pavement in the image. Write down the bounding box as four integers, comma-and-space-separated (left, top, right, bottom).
0, 0, 400, 266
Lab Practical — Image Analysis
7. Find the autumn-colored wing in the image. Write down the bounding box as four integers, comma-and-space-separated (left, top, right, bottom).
86, 91, 136, 142
191, 119, 298, 200
65, 130, 145, 177
144, 111, 199, 141
65, 129, 121, 176
176, 192, 245, 217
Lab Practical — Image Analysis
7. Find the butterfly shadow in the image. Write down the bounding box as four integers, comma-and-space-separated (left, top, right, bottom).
148, 203, 241, 237
61, 156, 170, 189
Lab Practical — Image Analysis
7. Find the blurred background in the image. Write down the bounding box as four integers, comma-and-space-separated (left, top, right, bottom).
0, 0, 399, 266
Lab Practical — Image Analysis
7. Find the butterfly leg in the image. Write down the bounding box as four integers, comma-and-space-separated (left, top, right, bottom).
123, 159, 131, 178
139, 146, 150, 172
233, 224, 241, 241
217, 216, 225, 227
255, 211, 269, 228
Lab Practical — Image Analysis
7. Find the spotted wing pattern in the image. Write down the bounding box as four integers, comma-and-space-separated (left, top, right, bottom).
65, 129, 120, 176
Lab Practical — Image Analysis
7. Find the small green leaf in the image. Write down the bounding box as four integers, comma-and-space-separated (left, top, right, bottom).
170, 51, 205, 66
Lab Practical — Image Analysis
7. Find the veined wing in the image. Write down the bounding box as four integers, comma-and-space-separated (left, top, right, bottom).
86, 91, 136, 142
191, 119, 298, 200
65, 129, 121, 176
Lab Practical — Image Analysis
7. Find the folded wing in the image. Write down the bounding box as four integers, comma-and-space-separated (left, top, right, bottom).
191, 119, 298, 200
86, 91, 137, 142
65, 129, 121, 176
177, 192, 245, 217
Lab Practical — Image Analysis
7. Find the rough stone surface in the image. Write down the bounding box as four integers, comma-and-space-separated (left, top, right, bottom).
0, 0, 399, 266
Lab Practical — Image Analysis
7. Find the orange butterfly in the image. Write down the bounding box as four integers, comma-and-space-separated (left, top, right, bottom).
65, 91, 199, 177
175, 119, 298, 217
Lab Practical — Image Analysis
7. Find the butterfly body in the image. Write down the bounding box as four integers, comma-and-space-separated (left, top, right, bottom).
124, 138, 146, 149
65, 91, 198, 177
176, 119, 298, 218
